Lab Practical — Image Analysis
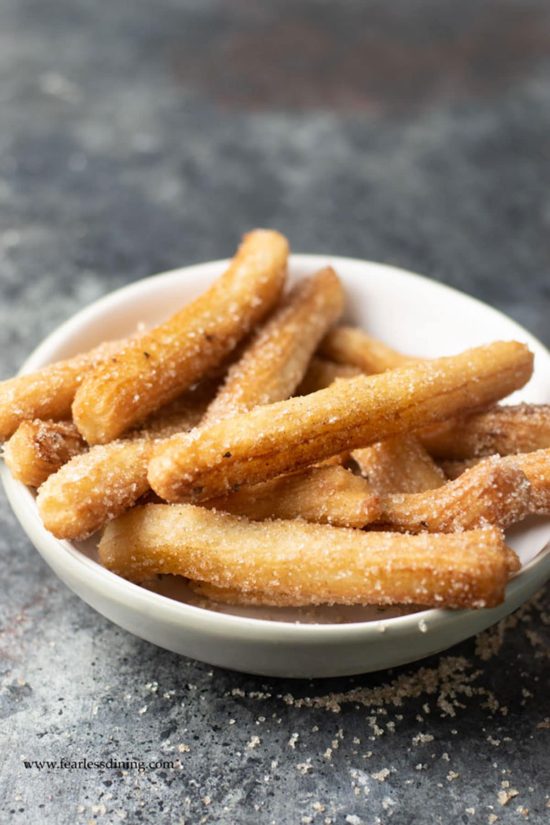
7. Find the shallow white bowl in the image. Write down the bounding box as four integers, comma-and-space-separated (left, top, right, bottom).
3, 255, 550, 678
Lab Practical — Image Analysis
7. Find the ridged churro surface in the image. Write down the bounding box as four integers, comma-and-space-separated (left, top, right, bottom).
353, 435, 445, 495
100, 505, 513, 608
202, 267, 344, 424
420, 404, 550, 459
377, 457, 532, 536
205, 465, 380, 527
73, 229, 288, 443
149, 341, 533, 502
0, 339, 123, 441
37, 386, 211, 539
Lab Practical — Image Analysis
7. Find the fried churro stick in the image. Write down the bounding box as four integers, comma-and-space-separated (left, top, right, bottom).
503, 448, 550, 513
380, 449, 550, 533
72, 229, 289, 444
419, 404, 550, 459
314, 337, 442, 493
319, 326, 417, 373
99, 504, 514, 609
149, 341, 533, 503
353, 435, 446, 494
4, 420, 87, 487
4, 378, 218, 490
38, 439, 153, 540
37, 387, 212, 539
202, 267, 344, 425
35, 267, 340, 538
205, 465, 381, 527
0, 339, 124, 441
296, 357, 361, 395
376, 457, 533, 535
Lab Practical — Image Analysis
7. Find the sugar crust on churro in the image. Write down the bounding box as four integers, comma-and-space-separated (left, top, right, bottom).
376, 457, 533, 535
0, 338, 123, 441
353, 435, 445, 495
149, 341, 533, 503
205, 465, 380, 528
420, 404, 550, 459
202, 267, 344, 425
3, 225, 547, 617
37, 386, 212, 539
99, 504, 514, 609
73, 229, 289, 444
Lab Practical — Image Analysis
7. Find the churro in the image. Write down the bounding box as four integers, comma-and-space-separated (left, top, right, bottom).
353, 435, 445, 495
202, 267, 344, 424
420, 404, 550, 459
72, 229, 289, 444
0, 339, 123, 441
148, 341, 533, 503
319, 326, 417, 373
376, 457, 533, 534
99, 504, 514, 609
205, 465, 380, 527
36, 265, 343, 540
4, 420, 87, 487
37, 386, 212, 539
503, 448, 550, 514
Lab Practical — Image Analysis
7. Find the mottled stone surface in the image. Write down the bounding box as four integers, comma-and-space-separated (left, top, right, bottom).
0, 1, 549, 822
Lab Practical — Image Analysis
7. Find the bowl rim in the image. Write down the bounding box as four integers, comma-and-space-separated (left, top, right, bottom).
3, 253, 550, 642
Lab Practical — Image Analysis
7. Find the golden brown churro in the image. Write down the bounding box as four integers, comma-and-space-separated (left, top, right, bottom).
441, 451, 550, 499
39, 439, 153, 540
72, 229, 289, 444
205, 465, 380, 527
202, 267, 344, 425
148, 341, 533, 503
295, 357, 361, 395
502, 448, 550, 513
3, 224, 546, 617
419, 404, 550, 459
353, 435, 446, 495
4, 420, 87, 487
4, 381, 217, 491
319, 326, 417, 373
316, 336, 443, 495
376, 457, 533, 534
0, 339, 123, 441
375, 450, 550, 534
36, 268, 343, 540
37, 387, 212, 539
99, 504, 515, 609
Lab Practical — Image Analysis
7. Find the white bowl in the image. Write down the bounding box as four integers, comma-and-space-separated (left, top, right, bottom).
3, 255, 550, 678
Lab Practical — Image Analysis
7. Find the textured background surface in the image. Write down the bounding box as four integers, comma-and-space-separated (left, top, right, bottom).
0, 1, 549, 822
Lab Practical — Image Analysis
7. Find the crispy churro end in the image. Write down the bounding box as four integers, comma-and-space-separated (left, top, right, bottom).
3, 419, 87, 487
72, 229, 290, 444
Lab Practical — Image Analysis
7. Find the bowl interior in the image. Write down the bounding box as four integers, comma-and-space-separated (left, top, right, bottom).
10, 255, 550, 626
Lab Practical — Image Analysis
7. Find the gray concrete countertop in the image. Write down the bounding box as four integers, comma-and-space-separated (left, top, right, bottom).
0, 1, 549, 822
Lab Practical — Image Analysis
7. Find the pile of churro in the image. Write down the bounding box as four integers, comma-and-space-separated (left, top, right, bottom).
2, 229, 550, 611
